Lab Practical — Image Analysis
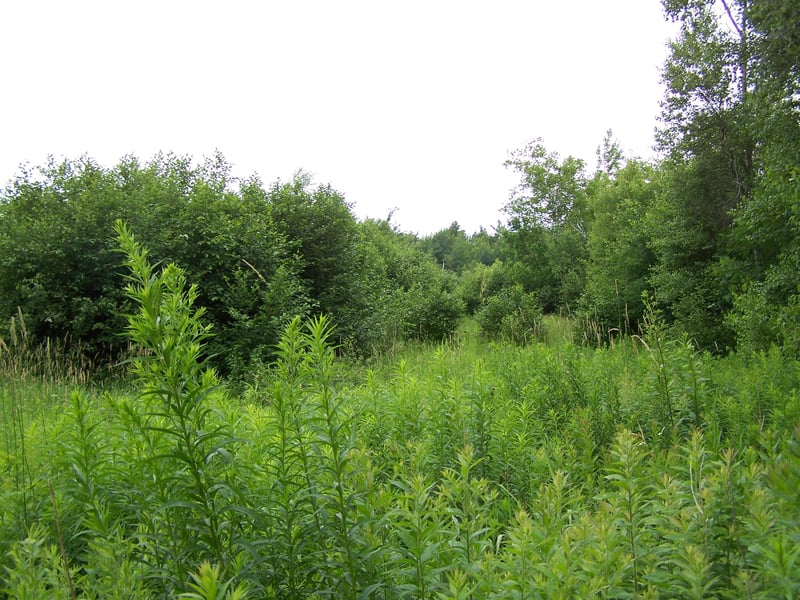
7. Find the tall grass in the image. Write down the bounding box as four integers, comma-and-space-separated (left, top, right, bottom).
0, 308, 92, 386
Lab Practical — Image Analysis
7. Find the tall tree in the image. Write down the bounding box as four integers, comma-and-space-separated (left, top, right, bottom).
655, 0, 800, 350
504, 139, 589, 236
723, 0, 800, 353
502, 139, 589, 311
748, 0, 800, 104
659, 0, 755, 200
596, 129, 625, 177
649, 0, 758, 347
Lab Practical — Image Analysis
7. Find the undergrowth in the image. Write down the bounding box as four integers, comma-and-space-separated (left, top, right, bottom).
0, 224, 798, 597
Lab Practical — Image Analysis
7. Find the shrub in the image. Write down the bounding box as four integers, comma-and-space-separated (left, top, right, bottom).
475, 284, 544, 344
457, 260, 509, 315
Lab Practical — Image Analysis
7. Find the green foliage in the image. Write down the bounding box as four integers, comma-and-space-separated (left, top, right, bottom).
504, 139, 589, 233
0, 154, 308, 377
0, 157, 130, 355
180, 561, 248, 600
500, 138, 589, 313
748, 0, 800, 101
580, 160, 658, 339
3, 524, 72, 600
359, 218, 465, 346
401, 272, 465, 343
725, 140, 800, 357
650, 0, 800, 355
0, 154, 473, 379
386, 472, 447, 598
645, 156, 738, 349
1, 305, 800, 596
4, 8, 800, 589
115, 220, 246, 590
266, 173, 372, 350
417, 221, 473, 273
475, 284, 544, 344
492, 12, 796, 354
417, 222, 500, 275
457, 260, 509, 315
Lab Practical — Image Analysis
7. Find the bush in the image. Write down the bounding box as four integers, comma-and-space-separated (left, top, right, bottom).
358, 219, 466, 349
475, 284, 544, 344
0, 155, 308, 376
0, 158, 472, 375
457, 260, 509, 315
727, 283, 800, 359
403, 273, 465, 342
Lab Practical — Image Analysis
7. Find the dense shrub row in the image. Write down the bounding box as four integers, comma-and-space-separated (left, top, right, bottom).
0, 155, 469, 378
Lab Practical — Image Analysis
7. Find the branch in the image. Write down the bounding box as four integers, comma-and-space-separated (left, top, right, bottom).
719, 0, 742, 37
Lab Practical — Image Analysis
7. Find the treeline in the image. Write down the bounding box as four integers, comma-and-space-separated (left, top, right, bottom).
0, 155, 465, 378
1, 0, 799, 370
429, 0, 800, 356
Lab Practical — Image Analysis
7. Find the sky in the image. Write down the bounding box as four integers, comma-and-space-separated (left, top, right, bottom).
0, 1, 677, 236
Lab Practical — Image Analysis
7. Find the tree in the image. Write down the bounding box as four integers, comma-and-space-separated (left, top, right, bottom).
748, 0, 800, 104
648, 0, 757, 347
468, 227, 501, 267
501, 139, 589, 312
596, 129, 625, 176
581, 160, 659, 338
655, 0, 800, 351
504, 139, 589, 236
659, 0, 756, 200
0, 156, 134, 354
724, 110, 800, 355
418, 222, 473, 273
458, 260, 510, 315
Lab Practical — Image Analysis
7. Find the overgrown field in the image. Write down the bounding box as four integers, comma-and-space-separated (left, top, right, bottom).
1, 227, 799, 598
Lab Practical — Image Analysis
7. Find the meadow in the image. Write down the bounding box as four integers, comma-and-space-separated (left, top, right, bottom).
1, 225, 798, 598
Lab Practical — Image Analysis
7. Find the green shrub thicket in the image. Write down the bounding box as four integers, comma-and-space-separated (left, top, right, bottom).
0, 156, 464, 379
0, 229, 798, 598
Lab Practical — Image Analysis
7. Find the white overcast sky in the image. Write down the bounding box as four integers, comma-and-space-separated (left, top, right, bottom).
0, 1, 676, 236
